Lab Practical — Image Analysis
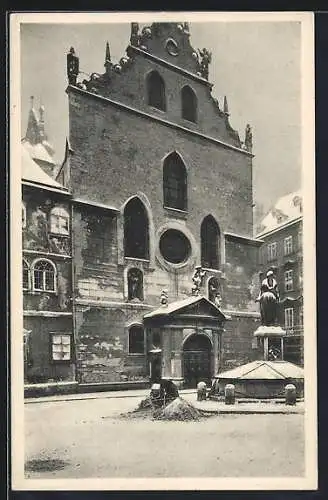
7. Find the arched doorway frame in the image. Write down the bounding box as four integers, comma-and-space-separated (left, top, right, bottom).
182, 332, 213, 388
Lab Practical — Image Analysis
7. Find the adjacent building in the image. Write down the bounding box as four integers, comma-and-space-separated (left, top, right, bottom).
256, 191, 303, 365
22, 103, 74, 384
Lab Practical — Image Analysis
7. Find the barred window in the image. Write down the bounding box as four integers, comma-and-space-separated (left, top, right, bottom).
51, 334, 71, 361
50, 206, 69, 235
33, 259, 56, 292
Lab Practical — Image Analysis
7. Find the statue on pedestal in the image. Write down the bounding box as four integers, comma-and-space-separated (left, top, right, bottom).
256, 270, 280, 326
245, 124, 253, 152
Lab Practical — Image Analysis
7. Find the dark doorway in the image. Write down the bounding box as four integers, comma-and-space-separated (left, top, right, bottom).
183, 334, 212, 388
149, 354, 162, 383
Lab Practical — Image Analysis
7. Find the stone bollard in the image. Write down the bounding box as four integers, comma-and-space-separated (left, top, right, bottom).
224, 384, 235, 405
285, 383, 297, 405
197, 381, 207, 401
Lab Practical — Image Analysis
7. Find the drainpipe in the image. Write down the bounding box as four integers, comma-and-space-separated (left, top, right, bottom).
70, 200, 80, 384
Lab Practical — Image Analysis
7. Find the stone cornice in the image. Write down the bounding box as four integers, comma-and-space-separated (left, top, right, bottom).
67, 85, 253, 158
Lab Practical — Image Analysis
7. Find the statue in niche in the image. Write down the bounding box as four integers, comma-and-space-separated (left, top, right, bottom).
256, 270, 280, 326
127, 268, 143, 301
245, 124, 253, 152
130, 23, 140, 46
67, 47, 79, 85
197, 48, 212, 80
192, 266, 206, 296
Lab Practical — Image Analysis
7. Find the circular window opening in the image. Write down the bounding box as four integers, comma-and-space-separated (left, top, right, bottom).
159, 229, 191, 264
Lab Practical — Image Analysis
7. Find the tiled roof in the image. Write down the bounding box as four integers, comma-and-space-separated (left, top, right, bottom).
216, 360, 304, 380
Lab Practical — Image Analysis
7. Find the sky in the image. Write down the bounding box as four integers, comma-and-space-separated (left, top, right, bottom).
20, 19, 302, 214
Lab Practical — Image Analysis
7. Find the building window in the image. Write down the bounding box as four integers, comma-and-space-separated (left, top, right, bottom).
128, 325, 144, 354
201, 215, 220, 269
22, 202, 27, 229
284, 269, 294, 292
124, 198, 149, 259
127, 268, 144, 301
181, 85, 197, 123
267, 242, 277, 261
159, 229, 191, 264
163, 152, 187, 211
32, 259, 56, 292
23, 260, 29, 290
284, 236, 293, 255
147, 71, 166, 111
51, 334, 71, 361
50, 206, 69, 235
284, 307, 294, 330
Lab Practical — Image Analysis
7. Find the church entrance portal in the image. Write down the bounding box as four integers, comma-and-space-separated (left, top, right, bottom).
183, 334, 212, 388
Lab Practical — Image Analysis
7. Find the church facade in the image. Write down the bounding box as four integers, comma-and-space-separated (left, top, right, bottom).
58, 22, 261, 387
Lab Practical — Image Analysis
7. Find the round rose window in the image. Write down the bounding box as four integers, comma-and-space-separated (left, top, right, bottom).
159, 229, 191, 264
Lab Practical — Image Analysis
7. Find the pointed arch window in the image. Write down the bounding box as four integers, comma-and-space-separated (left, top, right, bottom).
124, 198, 149, 260
32, 259, 57, 292
50, 206, 69, 235
201, 215, 220, 269
181, 85, 197, 123
23, 259, 29, 290
163, 152, 187, 211
147, 71, 166, 111
128, 325, 145, 354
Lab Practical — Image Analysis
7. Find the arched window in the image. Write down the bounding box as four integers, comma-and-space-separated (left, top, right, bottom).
147, 71, 166, 111
201, 215, 220, 269
124, 198, 149, 259
128, 325, 144, 354
23, 260, 29, 290
50, 206, 69, 235
163, 152, 187, 211
181, 85, 197, 123
32, 259, 56, 292
127, 268, 144, 301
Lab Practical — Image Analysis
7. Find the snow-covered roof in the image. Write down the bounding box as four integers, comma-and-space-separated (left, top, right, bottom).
216, 360, 304, 380
256, 190, 302, 237
22, 139, 56, 166
21, 145, 67, 191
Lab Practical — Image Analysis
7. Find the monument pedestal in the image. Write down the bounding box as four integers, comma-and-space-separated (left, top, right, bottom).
254, 325, 286, 361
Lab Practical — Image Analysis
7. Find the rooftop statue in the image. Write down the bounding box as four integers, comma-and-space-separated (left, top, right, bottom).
198, 48, 212, 80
